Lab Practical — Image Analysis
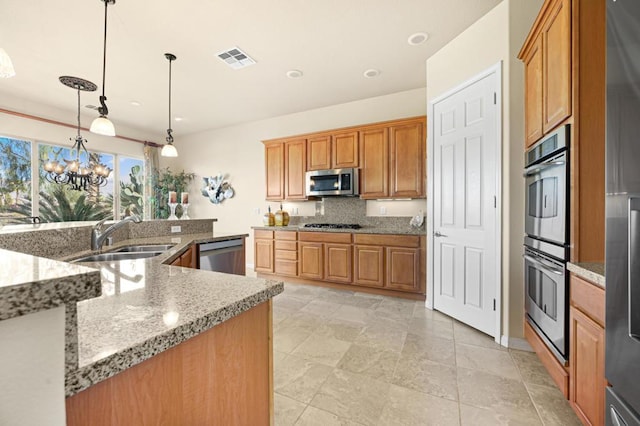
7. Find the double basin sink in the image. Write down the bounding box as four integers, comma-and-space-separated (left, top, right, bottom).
72, 244, 175, 263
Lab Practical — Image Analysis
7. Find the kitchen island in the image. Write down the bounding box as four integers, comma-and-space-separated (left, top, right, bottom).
0, 221, 283, 425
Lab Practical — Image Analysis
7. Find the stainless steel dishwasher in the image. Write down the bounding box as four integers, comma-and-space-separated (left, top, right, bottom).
198, 238, 245, 275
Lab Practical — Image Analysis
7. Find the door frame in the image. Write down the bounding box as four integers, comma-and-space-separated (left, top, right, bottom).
426, 62, 503, 344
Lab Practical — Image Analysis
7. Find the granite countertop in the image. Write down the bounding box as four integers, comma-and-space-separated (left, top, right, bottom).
0, 248, 101, 321
567, 262, 605, 289
251, 224, 426, 236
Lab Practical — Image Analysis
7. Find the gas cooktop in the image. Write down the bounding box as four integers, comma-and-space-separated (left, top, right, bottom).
302, 223, 362, 230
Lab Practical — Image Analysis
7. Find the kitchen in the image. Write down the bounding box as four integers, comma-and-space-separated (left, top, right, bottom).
0, 0, 634, 425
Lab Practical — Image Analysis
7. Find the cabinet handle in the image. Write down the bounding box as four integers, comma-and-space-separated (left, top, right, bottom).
629, 197, 640, 341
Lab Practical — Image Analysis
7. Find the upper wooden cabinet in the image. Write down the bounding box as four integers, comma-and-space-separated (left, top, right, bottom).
307, 135, 331, 171
332, 131, 359, 169
519, 0, 571, 148
284, 138, 307, 200
263, 115, 426, 201
264, 142, 284, 200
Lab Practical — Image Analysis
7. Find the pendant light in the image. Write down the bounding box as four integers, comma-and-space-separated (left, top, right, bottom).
0, 48, 16, 78
161, 53, 178, 157
90, 0, 116, 137
43, 77, 112, 191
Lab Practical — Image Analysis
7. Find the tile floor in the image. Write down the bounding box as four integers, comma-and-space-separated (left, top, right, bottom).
272, 283, 581, 426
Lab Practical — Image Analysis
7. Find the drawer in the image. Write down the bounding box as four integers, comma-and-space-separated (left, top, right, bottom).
570, 274, 605, 327
275, 249, 297, 261
275, 260, 297, 276
275, 240, 297, 251
354, 234, 420, 248
254, 230, 273, 240
274, 231, 297, 241
298, 232, 352, 244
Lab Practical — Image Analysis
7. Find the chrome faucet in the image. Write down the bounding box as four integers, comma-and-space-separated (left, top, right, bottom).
91, 215, 141, 250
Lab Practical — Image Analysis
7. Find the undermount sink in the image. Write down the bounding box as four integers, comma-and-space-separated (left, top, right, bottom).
72, 251, 164, 263
112, 244, 175, 253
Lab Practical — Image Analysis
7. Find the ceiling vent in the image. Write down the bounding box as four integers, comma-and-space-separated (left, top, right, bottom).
217, 47, 256, 70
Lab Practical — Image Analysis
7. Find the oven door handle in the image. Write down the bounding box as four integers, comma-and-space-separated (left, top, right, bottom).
523, 161, 566, 177
523, 254, 564, 275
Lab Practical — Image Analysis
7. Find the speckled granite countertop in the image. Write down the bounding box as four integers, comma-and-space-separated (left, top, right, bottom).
58, 231, 283, 397
251, 225, 426, 235
0, 248, 101, 321
568, 262, 605, 288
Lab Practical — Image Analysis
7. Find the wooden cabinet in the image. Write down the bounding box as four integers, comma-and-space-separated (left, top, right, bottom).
386, 247, 420, 292
332, 131, 359, 168
274, 231, 297, 276
254, 230, 274, 274
542, 0, 571, 133
324, 243, 352, 284
353, 245, 384, 288
284, 139, 307, 200
170, 245, 197, 268
359, 127, 389, 199
523, 36, 544, 147
389, 121, 424, 198
519, 0, 571, 148
307, 135, 331, 171
264, 142, 284, 200
299, 242, 323, 280
569, 274, 606, 426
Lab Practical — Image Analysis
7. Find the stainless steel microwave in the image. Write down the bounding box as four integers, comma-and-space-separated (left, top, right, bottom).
306, 168, 359, 196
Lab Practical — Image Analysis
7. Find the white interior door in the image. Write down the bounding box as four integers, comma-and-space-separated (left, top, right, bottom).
430, 68, 500, 337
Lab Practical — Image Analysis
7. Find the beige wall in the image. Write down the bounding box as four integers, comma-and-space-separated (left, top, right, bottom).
426, 0, 542, 341
166, 88, 427, 264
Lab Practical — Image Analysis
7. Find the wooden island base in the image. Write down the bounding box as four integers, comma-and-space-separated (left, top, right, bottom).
66, 301, 273, 426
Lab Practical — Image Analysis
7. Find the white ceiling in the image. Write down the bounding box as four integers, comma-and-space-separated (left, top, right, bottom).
0, 0, 501, 139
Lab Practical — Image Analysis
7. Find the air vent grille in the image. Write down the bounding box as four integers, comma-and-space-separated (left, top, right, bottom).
217, 47, 256, 69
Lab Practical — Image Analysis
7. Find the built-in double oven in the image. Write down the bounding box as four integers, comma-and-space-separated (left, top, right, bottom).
523, 124, 570, 363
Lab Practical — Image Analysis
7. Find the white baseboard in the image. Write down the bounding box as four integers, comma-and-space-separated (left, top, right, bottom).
500, 335, 533, 351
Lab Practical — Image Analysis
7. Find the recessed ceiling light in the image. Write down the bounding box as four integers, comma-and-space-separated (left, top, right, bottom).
130, 101, 141, 107
408, 32, 429, 46
286, 69, 303, 79
174, 117, 183, 122
363, 69, 381, 78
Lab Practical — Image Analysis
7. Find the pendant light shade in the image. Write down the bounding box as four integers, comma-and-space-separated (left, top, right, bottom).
161, 53, 178, 157
91, 0, 116, 137
0, 48, 16, 78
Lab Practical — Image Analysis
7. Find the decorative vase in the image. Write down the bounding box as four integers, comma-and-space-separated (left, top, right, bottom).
180, 203, 190, 220
275, 204, 290, 226
263, 206, 275, 226
168, 203, 178, 220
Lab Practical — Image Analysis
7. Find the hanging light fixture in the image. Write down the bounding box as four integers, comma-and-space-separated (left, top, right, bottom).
90, 0, 116, 137
161, 53, 178, 157
0, 48, 16, 78
43, 76, 112, 191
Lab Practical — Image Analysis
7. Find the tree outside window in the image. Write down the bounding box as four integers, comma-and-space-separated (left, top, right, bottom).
119, 157, 144, 218
0, 136, 32, 223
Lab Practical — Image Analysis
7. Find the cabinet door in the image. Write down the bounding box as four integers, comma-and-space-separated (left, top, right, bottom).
285, 139, 307, 200
542, 0, 571, 133
307, 135, 331, 171
389, 121, 425, 198
353, 245, 384, 287
385, 247, 419, 292
569, 306, 605, 426
523, 36, 544, 147
324, 243, 352, 284
332, 131, 359, 168
359, 128, 389, 199
254, 239, 274, 273
299, 242, 323, 280
264, 142, 284, 200
180, 246, 196, 268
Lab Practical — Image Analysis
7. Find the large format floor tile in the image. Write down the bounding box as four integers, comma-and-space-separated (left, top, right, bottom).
272, 283, 581, 426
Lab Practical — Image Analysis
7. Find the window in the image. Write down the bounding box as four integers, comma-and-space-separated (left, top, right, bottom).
0, 134, 144, 224
0, 136, 32, 223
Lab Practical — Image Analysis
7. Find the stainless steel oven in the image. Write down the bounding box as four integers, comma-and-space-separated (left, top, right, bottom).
524, 125, 570, 249
524, 246, 568, 363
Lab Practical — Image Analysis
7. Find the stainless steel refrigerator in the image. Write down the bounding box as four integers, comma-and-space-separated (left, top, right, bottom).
606, 1, 640, 424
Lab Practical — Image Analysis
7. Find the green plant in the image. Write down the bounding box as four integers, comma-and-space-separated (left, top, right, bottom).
120, 164, 144, 217
151, 167, 195, 219
10, 185, 112, 222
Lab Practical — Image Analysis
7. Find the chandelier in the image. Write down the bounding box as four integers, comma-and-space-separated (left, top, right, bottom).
43, 76, 112, 191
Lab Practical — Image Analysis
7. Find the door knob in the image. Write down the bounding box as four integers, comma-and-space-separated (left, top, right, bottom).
434, 231, 447, 238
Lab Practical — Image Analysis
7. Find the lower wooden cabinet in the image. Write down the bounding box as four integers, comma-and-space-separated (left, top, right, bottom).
299, 242, 323, 280
254, 231, 275, 274
325, 243, 352, 283
353, 245, 384, 287
569, 274, 606, 426
170, 245, 197, 268
386, 247, 420, 292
